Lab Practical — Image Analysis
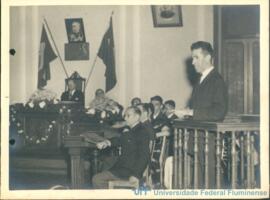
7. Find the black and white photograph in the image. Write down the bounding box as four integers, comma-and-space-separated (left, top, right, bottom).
151, 5, 183, 27
65, 18, 86, 43
1, 0, 269, 199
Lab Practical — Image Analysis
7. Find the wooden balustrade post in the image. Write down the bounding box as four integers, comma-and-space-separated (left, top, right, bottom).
178, 128, 183, 189
69, 147, 85, 189
173, 128, 179, 189
240, 135, 244, 188
216, 130, 221, 189
246, 131, 252, 188
183, 128, 189, 188
251, 134, 255, 188
231, 131, 237, 189
92, 149, 99, 175
204, 130, 209, 189
194, 129, 199, 189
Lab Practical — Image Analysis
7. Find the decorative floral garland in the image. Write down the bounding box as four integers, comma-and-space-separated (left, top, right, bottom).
10, 89, 124, 146
10, 105, 57, 145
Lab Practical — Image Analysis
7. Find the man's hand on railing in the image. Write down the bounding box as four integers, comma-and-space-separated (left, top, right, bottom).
174, 109, 193, 119
96, 139, 111, 149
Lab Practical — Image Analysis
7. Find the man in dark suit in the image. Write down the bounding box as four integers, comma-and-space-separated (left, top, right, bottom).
175, 41, 228, 188
61, 79, 84, 105
137, 103, 155, 143
164, 100, 178, 122
150, 95, 167, 132
175, 41, 228, 121
164, 100, 178, 155
92, 106, 150, 189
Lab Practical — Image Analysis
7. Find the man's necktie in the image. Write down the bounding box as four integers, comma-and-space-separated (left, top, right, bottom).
69, 92, 72, 100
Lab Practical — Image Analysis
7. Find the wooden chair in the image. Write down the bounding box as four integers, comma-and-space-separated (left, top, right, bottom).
108, 138, 156, 189
150, 130, 170, 188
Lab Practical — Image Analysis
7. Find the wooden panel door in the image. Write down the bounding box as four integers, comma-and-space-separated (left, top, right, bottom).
223, 40, 245, 114
252, 41, 260, 114
222, 39, 259, 114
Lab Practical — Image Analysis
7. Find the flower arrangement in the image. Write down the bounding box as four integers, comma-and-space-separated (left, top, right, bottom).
85, 100, 123, 125
26, 88, 59, 109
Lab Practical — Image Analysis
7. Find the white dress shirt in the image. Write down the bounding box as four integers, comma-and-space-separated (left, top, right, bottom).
200, 66, 214, 84
69, 89, 75, 96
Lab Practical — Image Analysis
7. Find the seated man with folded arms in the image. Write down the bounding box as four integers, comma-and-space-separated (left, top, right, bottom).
150, 95, 168, 133
92, 106, 150, 189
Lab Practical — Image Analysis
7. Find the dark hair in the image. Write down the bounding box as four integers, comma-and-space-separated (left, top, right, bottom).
164, 100, 176, 108
190, 41, 214, 58
95, 88, 105, 96
128, 106, 142, 116
150, 95, 163, 104
131, 97, 142, 105
137, 103, 153, 114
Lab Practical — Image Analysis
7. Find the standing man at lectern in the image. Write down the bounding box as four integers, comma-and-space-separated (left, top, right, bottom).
175, 41, 228, 188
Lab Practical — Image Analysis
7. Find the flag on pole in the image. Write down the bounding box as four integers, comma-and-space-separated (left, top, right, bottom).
37, 25, 57, 89
97, 17, 117, 92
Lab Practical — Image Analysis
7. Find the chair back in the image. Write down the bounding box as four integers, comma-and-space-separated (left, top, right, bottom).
150, 131, 170, 188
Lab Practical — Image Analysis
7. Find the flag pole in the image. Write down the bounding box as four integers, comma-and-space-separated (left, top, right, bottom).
85, 11, 114, 89
43, 17, 69, 78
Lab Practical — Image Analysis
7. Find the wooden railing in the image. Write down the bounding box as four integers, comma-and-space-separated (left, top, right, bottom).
173, 115, 260, 189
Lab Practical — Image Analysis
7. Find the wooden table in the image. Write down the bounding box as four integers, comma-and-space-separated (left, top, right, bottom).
63, 135, 99, 189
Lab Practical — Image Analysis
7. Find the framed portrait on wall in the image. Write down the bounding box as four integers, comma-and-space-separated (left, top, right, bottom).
65, 18, 86, 43
151, 5, 183, 27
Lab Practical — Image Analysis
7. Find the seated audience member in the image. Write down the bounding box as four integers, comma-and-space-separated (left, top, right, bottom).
61, 79, 84, 104
92, 106, 150, 189
150, 95, 167, 132
164, 100, 178, 156
89, 89, 110, 111
104, 99, 124, 123
111, 99, 147, 130
137, 103, 155, 143
131, 97, 142, 107
164, 100, 178, 123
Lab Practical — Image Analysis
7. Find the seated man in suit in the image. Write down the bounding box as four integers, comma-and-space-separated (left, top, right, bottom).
60, 79, 84, 104
137, 103, 155, 145
150, 95, 167, 132
175, 41, 228, 188
164, 100, 178, 156
164, 100, 178, 123
92, 106, 150, 189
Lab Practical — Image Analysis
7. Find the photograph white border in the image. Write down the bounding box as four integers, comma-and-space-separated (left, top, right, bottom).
1, 0, 269, 199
